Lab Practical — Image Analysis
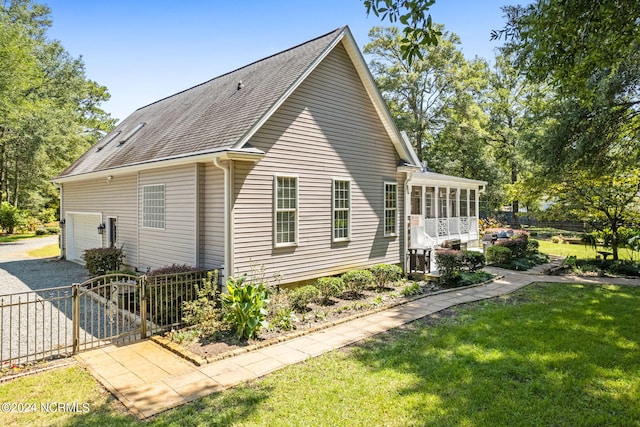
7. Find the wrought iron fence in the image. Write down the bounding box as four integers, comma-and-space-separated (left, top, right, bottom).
0, 270, 212, 366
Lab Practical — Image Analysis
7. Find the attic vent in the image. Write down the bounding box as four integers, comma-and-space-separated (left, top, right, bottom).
118, 122, 146, 146
96, 131, 122, 152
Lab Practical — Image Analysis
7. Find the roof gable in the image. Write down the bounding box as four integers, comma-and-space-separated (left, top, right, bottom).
57, 26, 419, 181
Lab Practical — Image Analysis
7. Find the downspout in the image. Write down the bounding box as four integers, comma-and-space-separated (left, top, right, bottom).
404, 171, 414, 275
56, 183, 65, 260
213, 156, 233, 282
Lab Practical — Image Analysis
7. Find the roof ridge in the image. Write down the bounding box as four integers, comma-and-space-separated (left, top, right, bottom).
136, 26, 345, 112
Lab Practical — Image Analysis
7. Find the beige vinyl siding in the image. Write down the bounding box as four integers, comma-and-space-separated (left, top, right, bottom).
202, 163, 225, 270
61, 173, 138, 266
233, 41, 405, 285
138, 165, 198, 271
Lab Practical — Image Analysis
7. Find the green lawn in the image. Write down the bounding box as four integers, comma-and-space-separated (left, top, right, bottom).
1, 283, 639, 426
26, 243, 60, 258
535, 239, 640, 260
0, 233, 40, 243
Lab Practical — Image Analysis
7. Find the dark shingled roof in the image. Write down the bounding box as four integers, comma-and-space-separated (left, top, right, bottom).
58, 27, 344, 178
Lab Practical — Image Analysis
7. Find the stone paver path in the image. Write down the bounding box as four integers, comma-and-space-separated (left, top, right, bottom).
76, 267, 640, 419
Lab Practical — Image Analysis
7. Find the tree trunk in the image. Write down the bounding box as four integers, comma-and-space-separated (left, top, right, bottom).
511, 161, 519, 227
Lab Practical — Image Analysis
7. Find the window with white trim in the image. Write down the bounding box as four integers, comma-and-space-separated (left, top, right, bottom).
143, 184, 165, 229
470, 189, 477, 217
384, 182, 397, 236
274, 176, 297, 246
332, 179, 351, 241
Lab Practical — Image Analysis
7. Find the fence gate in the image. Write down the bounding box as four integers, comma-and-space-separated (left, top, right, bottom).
0, 271, 210, 367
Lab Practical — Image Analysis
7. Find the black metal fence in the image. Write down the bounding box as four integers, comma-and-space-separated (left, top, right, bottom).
0, 270, 211, 366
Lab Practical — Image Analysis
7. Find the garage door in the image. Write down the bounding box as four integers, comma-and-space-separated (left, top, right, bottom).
67, 213, 102, 262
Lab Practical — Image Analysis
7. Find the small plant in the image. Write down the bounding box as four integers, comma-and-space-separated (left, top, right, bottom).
342, 269, 374, 295
271, 307, 298, 331
435, 249, 464, 282
315, 277, 344, 303
167, 328, 199, 345
83, 246, 124, 276
368, 264, 403, 290
148, 264, 200, 276
401, 282, 422, 297
45, 226, 60, 234
288, 285, 321, 312
221, 274, 269, 339
35, 229, 47, 235
182, 270, 221, 335
485, 245, 512, 265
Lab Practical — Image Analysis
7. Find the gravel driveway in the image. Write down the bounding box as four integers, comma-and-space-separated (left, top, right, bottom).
0, 236, 90, 364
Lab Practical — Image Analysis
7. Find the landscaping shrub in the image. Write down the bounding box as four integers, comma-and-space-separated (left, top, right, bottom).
486, 245, 512, 265
45, 226, 60, 234
368, 264, 403, 290
35, 229, 47, 235
460, 251, 485, 272
341, 269, 374, 294
0, 202, 24, 234
83, 247, 124, 276
221, 274, 269, 339
315, 277, 344, 302
288, 285, 321, 312
495, 233, 529, 258
148, 264, 200, 276
435, 249, 464, 281
401, 282, 422, 297
271, 307, 298, 331
527, 239, 540, 254
182, 270, 221, 335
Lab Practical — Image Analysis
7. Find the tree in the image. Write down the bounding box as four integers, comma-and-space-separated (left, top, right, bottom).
496, 0, 640, 172
364, 0, 441, 63
0, 0, 114, 216
549, 169, 640, 260
483, 53, 549, 225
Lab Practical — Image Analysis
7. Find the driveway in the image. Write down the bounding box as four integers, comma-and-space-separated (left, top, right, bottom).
0, 235, 89, 295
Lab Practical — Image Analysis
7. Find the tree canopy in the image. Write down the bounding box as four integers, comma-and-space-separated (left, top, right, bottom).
0, 0, 114, 219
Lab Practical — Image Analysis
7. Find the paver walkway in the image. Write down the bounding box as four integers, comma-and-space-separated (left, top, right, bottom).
76, 267, 640, 419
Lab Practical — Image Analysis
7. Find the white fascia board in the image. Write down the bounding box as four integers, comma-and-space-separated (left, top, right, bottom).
53, 148, 264, 184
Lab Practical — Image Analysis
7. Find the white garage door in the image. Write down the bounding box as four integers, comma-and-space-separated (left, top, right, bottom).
67, 213, 102, 262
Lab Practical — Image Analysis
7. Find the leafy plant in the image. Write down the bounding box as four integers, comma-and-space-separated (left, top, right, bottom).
221, 274, 269, 339
485, 245, 512, 265
271, 307, 298, 331
368, 264, 403, 290
148, 264, 200, 276
83, 246, 124, 276
341, 269, 374, 295
315, 277, 344, 303
0, 202, 24, 234
288, 285, 321, 312
401, 282, 422, 296
182, 270, 221, 335
435, 249, 463, 281
460, 251, 485, 272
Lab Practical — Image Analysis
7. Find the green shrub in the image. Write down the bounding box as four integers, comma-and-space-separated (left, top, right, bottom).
315, 277, 344, 302
83, 247, 124, 276
271, 307, 298, 331
368, 264, 403, 289
495, 234, 529, 258
401, 282, 422, 297
182, 270, 221, 335
148, 264, 200, 276
527, 239, 540, 254
0, 202, 24, 234
435, 249, 464, 281
342, 269, 374, 294
288, 285, 321, 312
452, 271, 494, 288
221, 274, 269, 339
45, 226, 60, 234
35, 229, 47, 235
460, 251, 485, 272
486, 245, 512, 265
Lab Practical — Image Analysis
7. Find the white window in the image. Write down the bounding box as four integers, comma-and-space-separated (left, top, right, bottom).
333, 179, 351, 241
143, 184, 165, 229
274, 175, 298, 246
410, 187, 422, 215
425, 187, 435, 218
384, 182, 397, 236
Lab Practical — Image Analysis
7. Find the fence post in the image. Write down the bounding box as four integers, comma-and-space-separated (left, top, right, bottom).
72, 284, 79, 355
140, 277, 147, 338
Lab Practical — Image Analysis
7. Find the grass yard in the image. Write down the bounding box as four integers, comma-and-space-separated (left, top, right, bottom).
26, 243, 60, 258
0, 233, 40, 243
1, 283, 639, 426
535, 239, 640, 260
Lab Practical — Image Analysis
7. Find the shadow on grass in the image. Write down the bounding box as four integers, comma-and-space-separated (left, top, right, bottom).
347, 283, 640, 426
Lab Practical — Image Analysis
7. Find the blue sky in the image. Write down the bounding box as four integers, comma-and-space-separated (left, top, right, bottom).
44, 0, 508, 122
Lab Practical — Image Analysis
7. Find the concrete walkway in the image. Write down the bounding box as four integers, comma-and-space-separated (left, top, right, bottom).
76, 267, 640, 419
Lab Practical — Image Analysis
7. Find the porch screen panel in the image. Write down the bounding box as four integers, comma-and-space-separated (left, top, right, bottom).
449, 188, 458, 217
460, 189, 468, 216
411, 187, 422, 215
425, 187, 435, 218
438, 188, 447, 218
470, 189, 477, 216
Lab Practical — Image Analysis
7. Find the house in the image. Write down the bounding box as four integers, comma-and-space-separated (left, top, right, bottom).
54, 26, 484, 284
